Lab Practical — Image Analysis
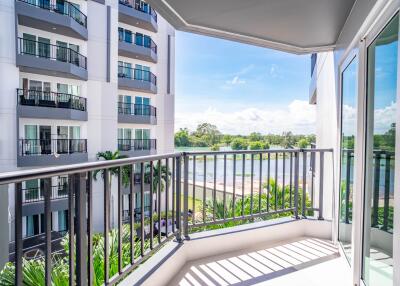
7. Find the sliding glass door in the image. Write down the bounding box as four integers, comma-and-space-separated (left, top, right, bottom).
339, 57, 358, 263
362, 14, 398, 286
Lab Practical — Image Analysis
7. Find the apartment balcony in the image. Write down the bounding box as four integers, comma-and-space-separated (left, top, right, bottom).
17, 89, 87, 121
118, 102, 157, 124
17, 139, 88, 167
22, 185, 69, 216
118, 65, 157, 94
16, 38, 88, 80
0, 148, 352, 286
117, 138, 157, 156
118, 0, 158, 32
118, 36, 158, 63
15, 0, 88, 40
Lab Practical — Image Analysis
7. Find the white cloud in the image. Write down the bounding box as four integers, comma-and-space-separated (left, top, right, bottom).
175, 100, 316, 135
225, 76, 246, 85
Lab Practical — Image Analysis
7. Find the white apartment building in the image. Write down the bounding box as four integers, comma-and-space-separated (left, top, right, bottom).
0, 0, 174, 240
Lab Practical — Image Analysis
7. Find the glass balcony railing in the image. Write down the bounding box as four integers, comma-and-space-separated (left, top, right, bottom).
119, 0, 157, 22
118, 102, 156, 117
118, 65, 157, 85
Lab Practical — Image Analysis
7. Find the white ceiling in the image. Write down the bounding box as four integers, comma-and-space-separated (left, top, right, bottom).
147, 0, 356, 54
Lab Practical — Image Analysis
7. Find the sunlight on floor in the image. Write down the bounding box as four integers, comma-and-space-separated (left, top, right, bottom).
170, 238, 352, 286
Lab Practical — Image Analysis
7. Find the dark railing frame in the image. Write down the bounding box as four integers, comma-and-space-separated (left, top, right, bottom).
118, 29, 157, 53
117, 138, 157, 152
117, 102, 156, 117
118, 65, 157, 86
18, 38, 87, 69
18, 139, 88, 156
118, 0, 157, 22
17, 88, 87, 111
1, 148, 332, 286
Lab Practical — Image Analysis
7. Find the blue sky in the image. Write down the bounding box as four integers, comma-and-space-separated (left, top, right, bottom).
175, 31, 315, 135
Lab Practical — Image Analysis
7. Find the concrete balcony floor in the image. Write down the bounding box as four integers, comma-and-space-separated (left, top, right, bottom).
170, 237, 351, 286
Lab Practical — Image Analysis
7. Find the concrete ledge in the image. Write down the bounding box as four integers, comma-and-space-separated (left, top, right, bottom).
118, 3, 158, 32
119, 41, 157, 63
118, 113, 157, 124
120, 218, 333, 286
118, 77, 157, 94
18, 105, 88, 121
17, 153, 88, 167
17, 54, 88, 81
16, 1, 88, 40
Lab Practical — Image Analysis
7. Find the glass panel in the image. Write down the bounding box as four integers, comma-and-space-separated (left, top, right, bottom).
338, 58, 357, 262
363, 14, 398, 286
135, 96, 142, 115
56, 41, 68, 62
135, 129, 142, 139
118, 128, 123, 139
124, 30, 132, 43
25, 125, 37, 139
135, 33, 143, 46
23, 33, 36, 55
118, 27, 124, 41
135, 64, 142, 80
38, 37, 50, 58
143, 66, 150, 81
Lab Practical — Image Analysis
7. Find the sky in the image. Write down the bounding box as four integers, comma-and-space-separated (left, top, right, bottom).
175, 31, 315, 135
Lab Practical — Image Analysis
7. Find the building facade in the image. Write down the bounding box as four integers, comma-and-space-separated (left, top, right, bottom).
0, 0, 174, 241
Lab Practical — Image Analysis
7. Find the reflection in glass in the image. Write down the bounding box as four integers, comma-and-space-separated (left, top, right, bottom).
363, 14, 398, 286
339, 58, 357, 262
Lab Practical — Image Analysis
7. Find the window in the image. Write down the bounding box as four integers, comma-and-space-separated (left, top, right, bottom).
23, 33, 36, 55
38, 37, 50, 58
118, 27, 124, 41
56, 41, 68, 62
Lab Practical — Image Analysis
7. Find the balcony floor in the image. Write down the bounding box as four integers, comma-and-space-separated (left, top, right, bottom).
169, 237, 352, 286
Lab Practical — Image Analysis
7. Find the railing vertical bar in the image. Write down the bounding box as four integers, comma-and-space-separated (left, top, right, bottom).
87, 171, 94, 286
68, 174, 75, 286
293, 152, 300, 219
372, 152, 381, 227
75, 173, 87, 286
310, 150, 315, 208
140, 162, 145, 255
172, 159, 176, 233
118, 167, 123, 274
15, 182, 23, 286
192, 156, 196, 224
282, 152, 286, 210
318, 152, 325, 220
43, 178, 52, 286
267, 153, 270, 212
104, 169, 110, 284
382, 154, 391, 231
157, 159, 162, 243
149, 161, 154, 249
233, 154, 236, 218
345, 150, 352, 223
259, 153, 262, 213
223, 154, 227, 219
130, 165, 135, 264
203, 155, 207, 223
165, 158, 169, 237
175, 157, 182, 242
274, 153, 278, 211
183, 155, 189, 238
289, 152, 293, 208
250, 154, 254, 216
213, 155, 217, 221
302, 151, 307, 217
242, 154, 245, 217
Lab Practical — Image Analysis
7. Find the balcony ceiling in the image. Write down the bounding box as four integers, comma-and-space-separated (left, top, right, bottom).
147, 0, 356, 54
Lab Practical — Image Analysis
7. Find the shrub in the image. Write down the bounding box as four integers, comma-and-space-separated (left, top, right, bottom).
231, 138, 248, 150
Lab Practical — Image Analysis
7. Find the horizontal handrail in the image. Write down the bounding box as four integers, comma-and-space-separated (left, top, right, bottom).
18, 139, 87, 156
18, 38, 87, 69
118, 102, 156, 116
118, 65, 157, 85
17, 0, 87, 27
17, 88, 87, 111
118, 30, 157, 53
119, 0, 157, 22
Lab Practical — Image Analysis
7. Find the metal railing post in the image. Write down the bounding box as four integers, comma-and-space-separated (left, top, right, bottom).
293, 151, 300, 219
318, 151, 325, 220
175, 156, 182, 242
183, 153, 189, 239
75, 173, 88, 286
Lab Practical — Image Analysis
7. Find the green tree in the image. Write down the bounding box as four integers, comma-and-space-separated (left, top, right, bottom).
192, 123, 222, 146
249, 141, 270, 150
93, 150, 130, 187
174, 128, 191, 147
231, 138, 248, 150
222, 134, 233, 145
281, 131, 296, 148
297, 138, 310, 148
248, 132, 263, 142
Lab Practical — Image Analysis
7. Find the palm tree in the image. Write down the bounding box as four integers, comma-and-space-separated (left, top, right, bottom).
93, 150, 130, 187
144, 162, 171, 193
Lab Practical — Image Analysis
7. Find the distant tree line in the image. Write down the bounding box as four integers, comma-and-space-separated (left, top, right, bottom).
174, 123, 316, 150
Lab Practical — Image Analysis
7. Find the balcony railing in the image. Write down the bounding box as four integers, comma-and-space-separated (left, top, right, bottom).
22, 184, 68, 204
119, 0, 157, 22
118, 31, 157, 53
118, 65, 157, 86
0, 148, 332, 285
18, 139, 87, 156
117, 138, 157, 151
18, 38, 87, 69
17, 89, 87, 111
118, 102, 156, 117
17, 0, 87, 28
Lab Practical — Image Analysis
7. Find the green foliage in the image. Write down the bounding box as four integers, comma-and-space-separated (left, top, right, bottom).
174, 128, 191, 147
144, 162, 171, 193
210, 144, 220, 151
297, 138, 310, 148
93, 150, 130, 187
231, 138, 248, 150
249, 141, 270, 150
248, 132, 263, 142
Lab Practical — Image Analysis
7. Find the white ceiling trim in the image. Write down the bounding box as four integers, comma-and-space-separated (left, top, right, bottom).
148, 0, 336, 54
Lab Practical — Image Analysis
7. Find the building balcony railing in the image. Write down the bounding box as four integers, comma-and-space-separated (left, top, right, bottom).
0, 148, 333, 285
118, 102, 156, 117
119, 0, 157, 22
119, 32, 157, 54
22, 184, 68, 204
18, 139, 87, 156
17, 89, 86, 111
118, 65, 156, 85
17, 0, 87, 28
18, 38, 87, 69
117, 138, 157, 151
